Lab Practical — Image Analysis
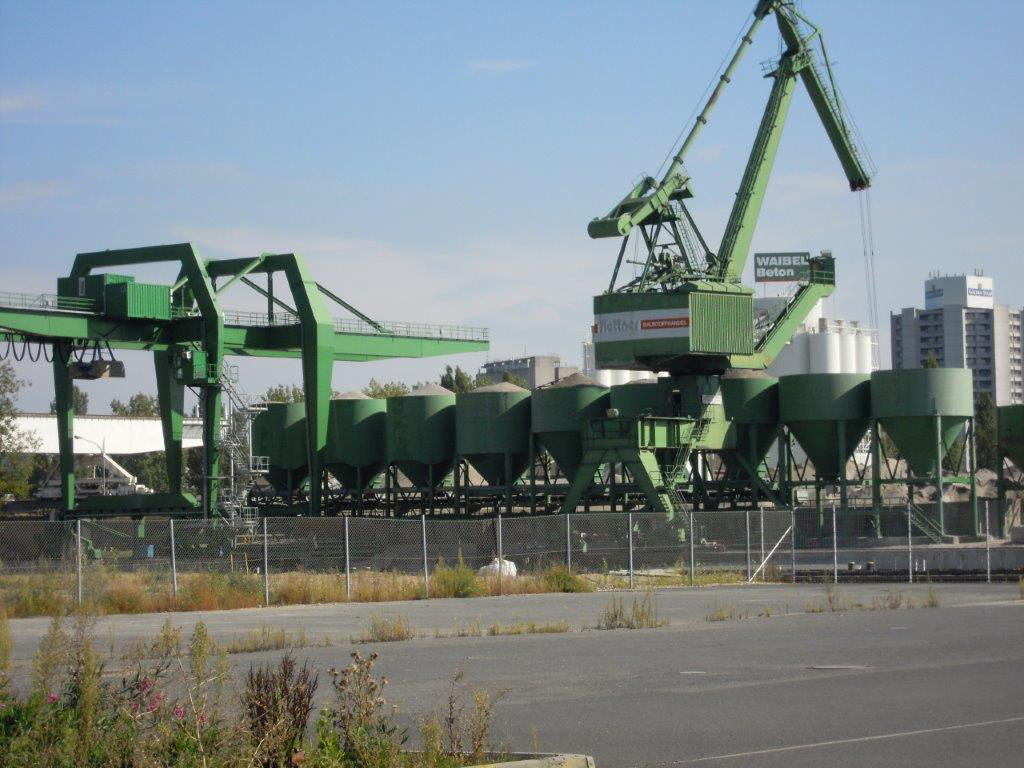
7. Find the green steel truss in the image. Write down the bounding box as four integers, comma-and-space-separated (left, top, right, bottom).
0, 243, 488, 518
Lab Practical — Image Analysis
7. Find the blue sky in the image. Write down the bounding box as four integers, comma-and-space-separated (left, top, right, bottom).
2, 0, 1022, 411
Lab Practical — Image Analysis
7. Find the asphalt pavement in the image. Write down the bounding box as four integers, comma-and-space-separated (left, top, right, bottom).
7, 582, 1023, 767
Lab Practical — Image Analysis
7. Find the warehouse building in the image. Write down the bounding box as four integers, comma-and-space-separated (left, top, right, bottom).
479, 355, 578, 389
890, 273, 1023, 405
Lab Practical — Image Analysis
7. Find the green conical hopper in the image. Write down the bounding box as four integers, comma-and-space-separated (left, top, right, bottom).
720, 371, 779, 475
253, 401, 309, 494
386, 383, 456, 488
779, 373, 870, 480
998, 405, 1024, 471
871, 368, 973, 477
325, 392, 387, 490
456, 382, 531, 485
531, 373, 609, 483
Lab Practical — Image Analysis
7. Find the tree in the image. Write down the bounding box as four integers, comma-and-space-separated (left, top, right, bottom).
363, 379, 409, 399
501, 372, 529, 389
110, 393, 159, 417
975, 391, 998, 470
264, 383, 305, 403
50, 385, 89, 415
924, 352, 940, 369
0, 362, 38, 499
105, 391, 170, 492
439, 365, 476, 393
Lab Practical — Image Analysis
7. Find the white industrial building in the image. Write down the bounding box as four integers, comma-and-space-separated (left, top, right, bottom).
891, 273, 1023, 405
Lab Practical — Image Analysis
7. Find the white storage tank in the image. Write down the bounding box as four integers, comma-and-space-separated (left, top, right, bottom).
855, 332, 874, 374
839, 332, 858, 374
808, 332, 841, 374
768, 332, 810, 378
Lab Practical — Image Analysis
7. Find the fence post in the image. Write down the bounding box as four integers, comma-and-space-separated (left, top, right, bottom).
759, 506, 765, 577
907, 503, 913, 585
627, 511, 634, 590
985, 500, 991, 584
565, 513, 572, 571
689, 509, 695, 587
169, 518, 178, 598
76, 519, 83, 607
421, 514, 430, 597
831, 505, 838, 584
790, 508, 797, 583
496, 514, 503, 596
262, 517, 270, 606
344, 516, 351, 601
745, 508, 751, 581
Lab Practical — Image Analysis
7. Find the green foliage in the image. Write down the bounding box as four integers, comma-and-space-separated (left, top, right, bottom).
0, 362, 38, 499
540, 564, 593, 593
975, 391, 997, 470
264, 383, 306, 403
500, 372, 529, 389
109, 393, 159, 417
49, 385, 88, 415
363, 379, 410, 399
924, 352, 940, 369
439, 365, 476, 394
430, 555, 486, 598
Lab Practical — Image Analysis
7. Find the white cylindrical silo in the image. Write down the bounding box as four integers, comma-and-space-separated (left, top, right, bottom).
839, 332, 857, 374
768, 332, 810, 377
595, 369, 615, 387
808, 331, 841, 374
855, 332, 874, 373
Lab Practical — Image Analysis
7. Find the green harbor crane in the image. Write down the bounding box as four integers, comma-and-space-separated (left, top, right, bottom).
569, 0, 873, 517
0, 243, 488, 519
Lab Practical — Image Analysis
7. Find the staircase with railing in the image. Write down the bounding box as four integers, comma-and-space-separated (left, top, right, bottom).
215, 363, 267, 527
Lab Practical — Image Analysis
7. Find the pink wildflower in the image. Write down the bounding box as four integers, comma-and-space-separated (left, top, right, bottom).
140, 678, 152, 693
47, 692, 58, 703
197, 712, 208, 725
174, 705, 186, 719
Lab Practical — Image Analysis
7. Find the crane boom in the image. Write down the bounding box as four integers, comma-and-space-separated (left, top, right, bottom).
716, 2, 872, 281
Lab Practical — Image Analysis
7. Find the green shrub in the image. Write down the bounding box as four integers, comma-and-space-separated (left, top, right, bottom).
540, 565, 592, 593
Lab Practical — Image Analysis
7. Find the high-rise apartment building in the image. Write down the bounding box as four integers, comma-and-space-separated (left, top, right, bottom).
890, 273, 1023, 405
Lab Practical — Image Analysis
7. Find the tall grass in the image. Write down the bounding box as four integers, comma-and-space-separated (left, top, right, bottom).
2, 562, 615, 619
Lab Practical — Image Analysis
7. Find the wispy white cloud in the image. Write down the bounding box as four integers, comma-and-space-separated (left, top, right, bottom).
0, 181, 67, 208
0, 92, 45, 115
466, 58, 536, 74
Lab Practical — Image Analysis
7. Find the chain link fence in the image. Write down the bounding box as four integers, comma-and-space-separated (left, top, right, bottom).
0, 504, 1018, 613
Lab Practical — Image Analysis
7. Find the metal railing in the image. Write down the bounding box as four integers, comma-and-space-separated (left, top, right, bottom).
0, 291, 99, 313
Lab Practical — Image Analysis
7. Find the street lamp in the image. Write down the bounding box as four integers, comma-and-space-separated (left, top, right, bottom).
74, 434, 107, 494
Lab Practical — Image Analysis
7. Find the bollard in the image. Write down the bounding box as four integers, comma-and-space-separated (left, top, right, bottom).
169, 518, 178, 597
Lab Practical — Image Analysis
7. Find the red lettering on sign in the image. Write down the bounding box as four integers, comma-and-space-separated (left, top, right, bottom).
640, 317, 689, 330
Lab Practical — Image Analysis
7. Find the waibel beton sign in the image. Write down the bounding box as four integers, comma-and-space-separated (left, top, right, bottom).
754, 252, 810, 282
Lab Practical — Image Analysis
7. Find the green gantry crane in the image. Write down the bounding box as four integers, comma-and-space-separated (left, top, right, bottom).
0, 243, 488, 519
571, 0, 873, 517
